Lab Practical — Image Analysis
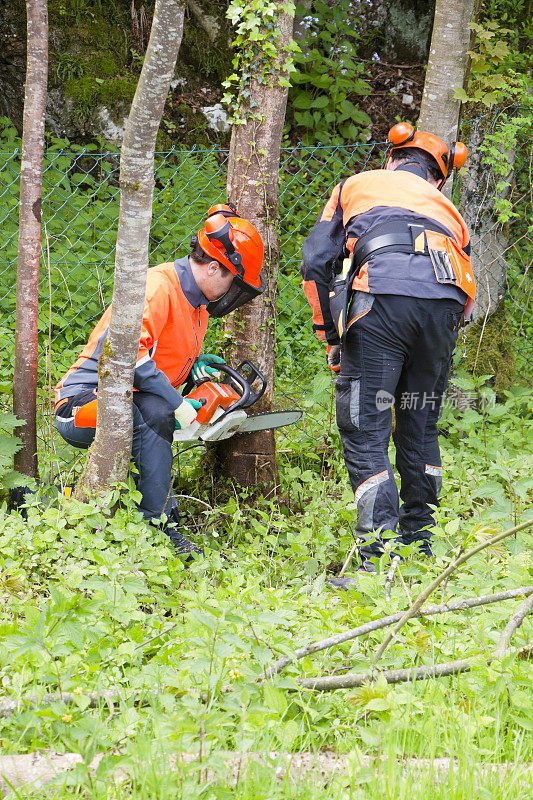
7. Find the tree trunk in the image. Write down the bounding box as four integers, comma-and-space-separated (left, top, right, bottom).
75, 0, 185, 501
418, 0, 476, 199
419, 0, 513, 325
13, 0, 48, 479
213, 3, 294, 491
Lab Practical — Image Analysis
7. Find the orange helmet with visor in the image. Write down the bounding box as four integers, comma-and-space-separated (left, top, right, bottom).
195, 204, 265, 317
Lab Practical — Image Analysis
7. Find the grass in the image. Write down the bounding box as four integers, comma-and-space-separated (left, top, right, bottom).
0, 381, 531, 797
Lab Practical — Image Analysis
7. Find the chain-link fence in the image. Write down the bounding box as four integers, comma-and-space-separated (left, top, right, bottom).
0, 114, 531, 451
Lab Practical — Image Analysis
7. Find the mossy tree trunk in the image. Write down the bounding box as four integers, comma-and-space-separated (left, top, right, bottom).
75, 0, 185, 501
13, 0, 48, 479
213, 2, 295, 490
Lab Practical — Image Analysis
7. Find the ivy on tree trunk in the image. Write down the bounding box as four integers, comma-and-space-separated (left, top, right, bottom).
13, 0, 48, 479
213, 1, 295, 490
75, 0, 185, 501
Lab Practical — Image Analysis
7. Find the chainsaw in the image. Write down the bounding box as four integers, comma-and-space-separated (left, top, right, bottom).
173, 360, 302, 443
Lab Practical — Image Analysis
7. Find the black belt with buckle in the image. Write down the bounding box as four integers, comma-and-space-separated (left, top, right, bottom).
351, 220, 432, 273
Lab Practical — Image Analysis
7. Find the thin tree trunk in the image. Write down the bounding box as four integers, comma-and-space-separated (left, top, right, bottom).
418, 0, 476, 199
75, 0, 185, 500
13, 0, 48, 479
419, 1, 516, 362
213, 3, 294, 490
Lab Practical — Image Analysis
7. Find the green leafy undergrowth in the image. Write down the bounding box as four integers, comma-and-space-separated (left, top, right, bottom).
0, 387, 531, 797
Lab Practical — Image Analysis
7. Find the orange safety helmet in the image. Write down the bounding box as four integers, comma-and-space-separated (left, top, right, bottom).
196, 204, 266, 317
386, 122, 468, 190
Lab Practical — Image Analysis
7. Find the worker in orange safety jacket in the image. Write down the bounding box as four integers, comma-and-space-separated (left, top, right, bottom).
55, 205, 264, 558
302, 123, 476, 587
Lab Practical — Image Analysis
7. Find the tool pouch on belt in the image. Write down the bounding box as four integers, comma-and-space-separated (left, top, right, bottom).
425, 230, 476, 307
331, 221, 476, 330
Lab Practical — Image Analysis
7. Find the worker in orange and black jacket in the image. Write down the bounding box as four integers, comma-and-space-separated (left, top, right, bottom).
55, 205, 265, 558
302, 123, 476, 587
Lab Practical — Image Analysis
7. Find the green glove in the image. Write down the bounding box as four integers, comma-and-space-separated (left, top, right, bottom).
191, 354, 225, 383
174, 398, 203, 430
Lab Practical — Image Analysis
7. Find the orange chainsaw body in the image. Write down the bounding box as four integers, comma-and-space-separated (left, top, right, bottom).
187, 381, 241, 425
72, 383, 241, 429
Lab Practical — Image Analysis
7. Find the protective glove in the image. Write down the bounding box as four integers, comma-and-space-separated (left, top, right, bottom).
326, 344, 341, 373
190, 354, 225, 383
174, 398, 203, 430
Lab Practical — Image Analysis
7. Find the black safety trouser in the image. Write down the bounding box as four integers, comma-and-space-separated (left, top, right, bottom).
56, 391, 178, 521
336, 293, 463, 561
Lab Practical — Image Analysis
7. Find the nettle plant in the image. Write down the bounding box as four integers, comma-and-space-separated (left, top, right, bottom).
222, 0, 299, 124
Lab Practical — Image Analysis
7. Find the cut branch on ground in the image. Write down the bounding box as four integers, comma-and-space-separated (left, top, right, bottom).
372, 519, 533, 665
263, 585, 533, 680
298, 584, 533, 692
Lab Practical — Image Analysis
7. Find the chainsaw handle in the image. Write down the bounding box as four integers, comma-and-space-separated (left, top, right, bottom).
216, 363, 251, 413
232, 360, 267, 407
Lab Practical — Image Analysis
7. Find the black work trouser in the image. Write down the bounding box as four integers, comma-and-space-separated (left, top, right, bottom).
56, 391, 178, 521
336, 293, 463, 561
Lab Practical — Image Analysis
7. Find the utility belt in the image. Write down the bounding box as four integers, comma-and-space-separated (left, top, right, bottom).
329, 221, 476, 339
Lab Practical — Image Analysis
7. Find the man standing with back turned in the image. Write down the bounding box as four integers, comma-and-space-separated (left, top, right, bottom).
302, 123, 476, 587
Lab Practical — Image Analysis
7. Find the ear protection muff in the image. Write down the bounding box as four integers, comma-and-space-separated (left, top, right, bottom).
385, 122, 416, 168
451, 141, 468, 170
191, 204, 241, 249
438, 141, 468, 189
388, 122, 415, 146
204, 214, 245, 275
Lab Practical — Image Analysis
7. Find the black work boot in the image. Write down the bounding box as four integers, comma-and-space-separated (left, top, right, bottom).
327, 560, 377, 591
160, 507, 204, 562
165, 529, 205, 561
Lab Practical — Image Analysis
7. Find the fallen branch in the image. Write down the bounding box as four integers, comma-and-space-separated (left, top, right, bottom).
299, 656, 474, 690
493, 592, 533, 658
299, 642, 533, 692
262, 585, 533, 680
372, 519, 533, 665
0, 691, 134, 719
299, 588, 533, 691
0, 683, 234, 720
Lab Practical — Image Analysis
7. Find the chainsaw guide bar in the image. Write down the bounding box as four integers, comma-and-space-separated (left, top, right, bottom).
173, 408, 303, 443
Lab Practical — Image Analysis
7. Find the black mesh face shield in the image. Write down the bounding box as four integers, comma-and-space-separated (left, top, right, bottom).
206, 274, 266, 318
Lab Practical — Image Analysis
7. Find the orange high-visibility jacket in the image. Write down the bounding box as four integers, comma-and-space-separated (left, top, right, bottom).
302, 168, 471, 344
55, 257, 209, 411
